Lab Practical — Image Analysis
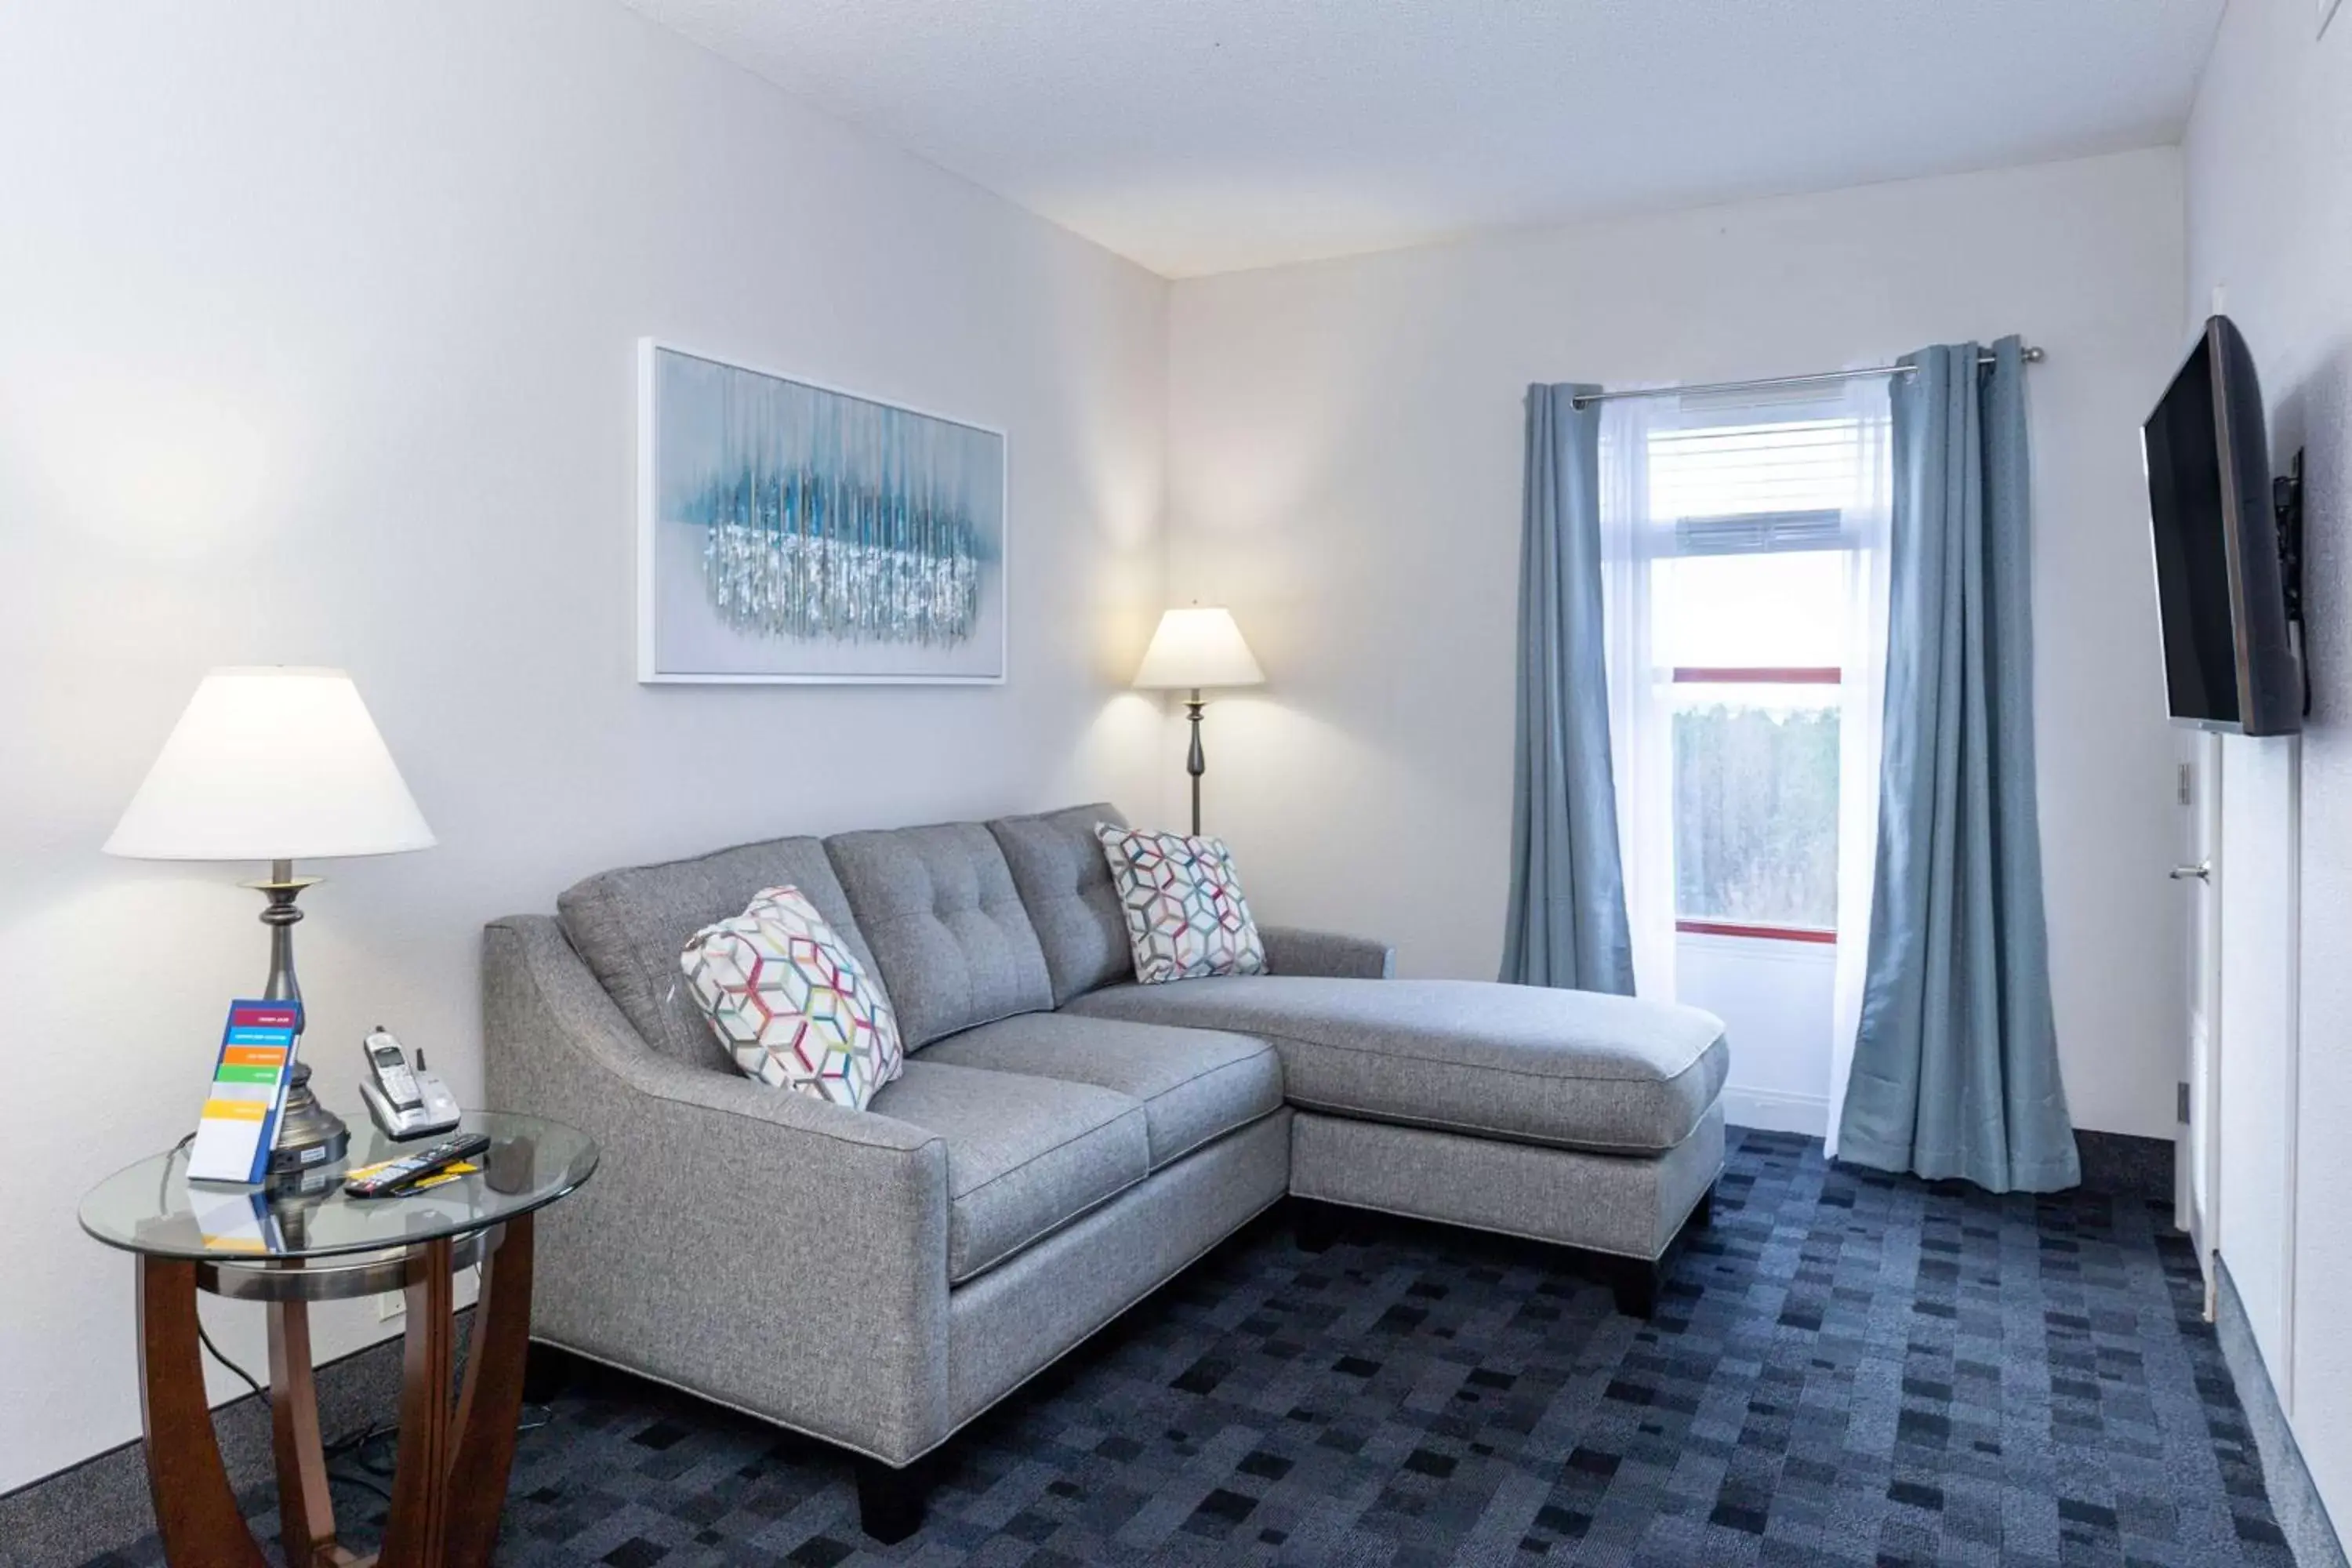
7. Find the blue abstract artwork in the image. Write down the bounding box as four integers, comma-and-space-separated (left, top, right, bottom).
639, 341, 1007, 683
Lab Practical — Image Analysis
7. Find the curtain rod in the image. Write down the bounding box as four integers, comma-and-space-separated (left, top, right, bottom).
1568, 345, 2045, 409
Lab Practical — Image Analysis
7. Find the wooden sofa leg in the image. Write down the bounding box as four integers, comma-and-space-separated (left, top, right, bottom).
855, 1454, 928, 1544
1605, 1255, 1662, 1319
521, 1339, 575, 1406
1293, 1199, 1344, 1254
1689, 1181, 1717, 1232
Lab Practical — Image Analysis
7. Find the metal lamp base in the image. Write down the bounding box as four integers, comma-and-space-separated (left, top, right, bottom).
268, 1060, 349, 1175
244, 859, 351, 1176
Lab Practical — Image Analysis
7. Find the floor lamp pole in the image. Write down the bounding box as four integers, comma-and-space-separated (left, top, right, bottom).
1185, 689, 1206, 836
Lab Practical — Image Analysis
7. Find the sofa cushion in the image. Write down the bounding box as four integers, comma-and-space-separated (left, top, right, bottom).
867, 1060, 1147, 1284
1063, 978, 1728, 1156
988, 802, 1133, 1005
826, 823, 1054, 1050
922, 1012, 1281, 1170
681, 886, 904, 1109
558, 837, 879, 1073
1095, 824, 1269, 985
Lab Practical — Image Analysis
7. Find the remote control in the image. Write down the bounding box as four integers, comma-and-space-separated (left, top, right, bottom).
343, 1131, 492, 1199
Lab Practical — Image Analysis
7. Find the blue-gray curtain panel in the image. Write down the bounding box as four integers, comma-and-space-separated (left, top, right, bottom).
1500, 384, 1635, 994
1838, 338, 2081, 1192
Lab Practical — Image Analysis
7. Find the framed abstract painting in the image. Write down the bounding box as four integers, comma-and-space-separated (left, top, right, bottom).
637, 339, 1008, 684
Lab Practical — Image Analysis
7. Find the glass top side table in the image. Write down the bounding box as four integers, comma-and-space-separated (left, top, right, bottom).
79, 1111, 597, 1568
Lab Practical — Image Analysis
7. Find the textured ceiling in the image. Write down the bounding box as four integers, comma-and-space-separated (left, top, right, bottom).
621, 0, 2226, 278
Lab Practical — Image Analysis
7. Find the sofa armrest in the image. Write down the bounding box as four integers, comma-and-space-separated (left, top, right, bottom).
1261, 924, 1396, 980
482, 916, 952, 1464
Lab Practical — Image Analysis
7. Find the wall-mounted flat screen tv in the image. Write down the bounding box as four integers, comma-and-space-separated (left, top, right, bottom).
2142, 314, 2300, 736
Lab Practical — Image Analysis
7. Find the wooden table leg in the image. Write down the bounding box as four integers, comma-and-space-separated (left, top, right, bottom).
377, 1237, 456, 1568
267, 1295, 342, 1567
445, 1216, 534, 1568
136, 1256, 268, 1568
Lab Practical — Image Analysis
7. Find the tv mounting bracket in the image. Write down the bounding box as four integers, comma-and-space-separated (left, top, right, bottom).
2277, 448, 2308, 715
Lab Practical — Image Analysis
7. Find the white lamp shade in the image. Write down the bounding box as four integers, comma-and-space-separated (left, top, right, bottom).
104, 668, 436, 862
1133, 607, 1265, 691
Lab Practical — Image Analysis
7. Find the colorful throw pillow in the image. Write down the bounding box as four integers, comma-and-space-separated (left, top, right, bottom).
681, 886, 903, 1109
1095, 824, 1269, 985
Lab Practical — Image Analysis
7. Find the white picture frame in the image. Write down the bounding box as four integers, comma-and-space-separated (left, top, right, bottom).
637, 338, 1010, 685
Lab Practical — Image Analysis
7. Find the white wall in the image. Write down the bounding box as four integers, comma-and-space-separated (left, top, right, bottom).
2183, 0, 2352, 1528
0, 1, 1169, 1492
1167, 148, 2190, 1142
1675, 935, 1837, 1136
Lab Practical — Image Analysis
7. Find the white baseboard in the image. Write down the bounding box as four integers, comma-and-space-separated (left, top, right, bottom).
1721, 1084, 1831, 1137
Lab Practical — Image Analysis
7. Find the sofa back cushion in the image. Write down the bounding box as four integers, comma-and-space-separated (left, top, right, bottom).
557, 837, 878, 1073
825, 822, 1053, 1049
988, 802, 1133, 1005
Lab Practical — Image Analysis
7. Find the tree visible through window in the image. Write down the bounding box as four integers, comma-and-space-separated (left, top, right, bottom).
1673, 695, 1839, 929
1644, 416, 1860, 942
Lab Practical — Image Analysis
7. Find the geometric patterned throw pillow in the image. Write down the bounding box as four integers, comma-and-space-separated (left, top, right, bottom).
1094, 823, 1269, 985
681, 885, 904, 1110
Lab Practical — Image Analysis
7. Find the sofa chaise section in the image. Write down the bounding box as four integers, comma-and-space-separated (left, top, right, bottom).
1063, 977, 1726, 1303
1288, 1102, 1724, 1270
998, 803, 1730, 1313
1062, 976, 1728, 1156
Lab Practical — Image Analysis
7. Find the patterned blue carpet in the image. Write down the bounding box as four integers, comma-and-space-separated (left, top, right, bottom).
87, 1127, 2292, 1566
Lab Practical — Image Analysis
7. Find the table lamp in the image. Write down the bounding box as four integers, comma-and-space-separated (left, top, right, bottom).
1133, 606, 1265, 835
105, 668, 435, 1173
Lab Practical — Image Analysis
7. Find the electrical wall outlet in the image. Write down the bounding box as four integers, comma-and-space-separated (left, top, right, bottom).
378, 1291, 405, 1322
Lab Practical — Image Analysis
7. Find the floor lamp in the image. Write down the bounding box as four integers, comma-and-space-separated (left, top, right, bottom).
1134, 607, 1265, 835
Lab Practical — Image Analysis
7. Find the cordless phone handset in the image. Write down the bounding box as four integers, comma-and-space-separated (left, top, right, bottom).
358, 1027, 462, 1141
366, 1029, 424, 1109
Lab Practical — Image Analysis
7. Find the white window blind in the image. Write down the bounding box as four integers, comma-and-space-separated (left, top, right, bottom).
1646, 409, 1867, 557
1672, 508, 1847, 557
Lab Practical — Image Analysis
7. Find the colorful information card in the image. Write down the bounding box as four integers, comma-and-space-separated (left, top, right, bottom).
186, 1000, 299, 1185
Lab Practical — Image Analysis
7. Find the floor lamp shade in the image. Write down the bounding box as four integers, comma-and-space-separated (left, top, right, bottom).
105, 668, 435, 862
1132, 608, 1265, 692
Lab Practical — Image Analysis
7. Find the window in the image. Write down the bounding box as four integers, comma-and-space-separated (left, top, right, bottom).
1621, 402, 1877, 945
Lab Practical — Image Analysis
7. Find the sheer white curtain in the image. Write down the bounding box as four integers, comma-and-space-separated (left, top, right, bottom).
1598, 395, 1679, 1002
1595, 375, 1895, 1132
1826, 379, 1894, 1158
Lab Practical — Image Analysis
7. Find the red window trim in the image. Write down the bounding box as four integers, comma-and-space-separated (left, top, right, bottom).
1670, 666, 1842, 684
1675, 918, 1838, 946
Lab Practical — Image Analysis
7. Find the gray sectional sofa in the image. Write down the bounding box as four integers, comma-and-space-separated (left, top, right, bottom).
485, 802, 1728, 1541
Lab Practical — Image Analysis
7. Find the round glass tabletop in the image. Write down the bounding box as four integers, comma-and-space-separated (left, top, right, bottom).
79, 1111, 597, 1263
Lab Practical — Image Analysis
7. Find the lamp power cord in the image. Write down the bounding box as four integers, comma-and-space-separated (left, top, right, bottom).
166, 1133, 269, 1403
160, 1132, 556, 1493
